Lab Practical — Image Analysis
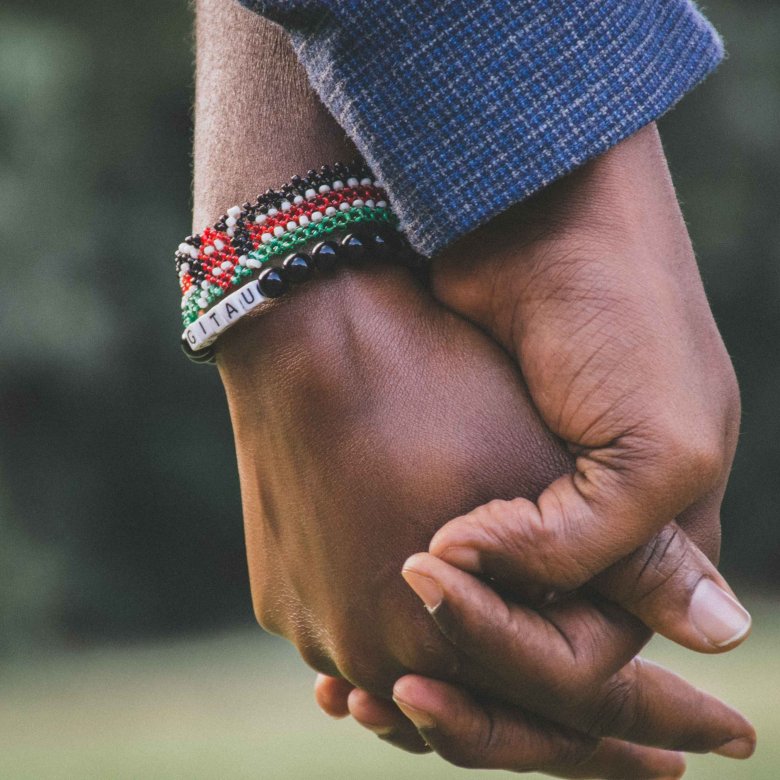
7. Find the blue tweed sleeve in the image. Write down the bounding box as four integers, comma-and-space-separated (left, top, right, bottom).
237, 0, 723, 256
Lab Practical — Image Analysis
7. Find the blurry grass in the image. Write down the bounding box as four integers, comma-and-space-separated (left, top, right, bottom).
0, 594, 777, 779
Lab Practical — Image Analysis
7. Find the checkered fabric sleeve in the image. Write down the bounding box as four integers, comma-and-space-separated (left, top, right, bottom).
236, 0, 724, 256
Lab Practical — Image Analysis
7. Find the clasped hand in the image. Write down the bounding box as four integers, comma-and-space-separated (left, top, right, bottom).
219, 125, 754, 779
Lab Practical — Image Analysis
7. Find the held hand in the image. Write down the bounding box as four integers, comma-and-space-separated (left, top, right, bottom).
219, 261, 751, 775
427, 122, 746, 650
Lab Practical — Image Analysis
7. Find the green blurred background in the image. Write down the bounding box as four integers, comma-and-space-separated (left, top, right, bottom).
0, 0, 777, 777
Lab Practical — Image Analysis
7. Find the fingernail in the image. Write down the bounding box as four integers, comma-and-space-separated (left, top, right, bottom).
689, 579, 751, 648
402, 568, 443, 612
713, 736, 756, 760
393, 697, 437, 730
437, 545, 481, 572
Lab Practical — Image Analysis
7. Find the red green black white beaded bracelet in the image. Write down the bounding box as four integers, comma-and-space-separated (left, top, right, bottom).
175, 162, 417, 363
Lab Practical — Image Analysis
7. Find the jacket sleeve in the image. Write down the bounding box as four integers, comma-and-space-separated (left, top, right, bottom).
236, 0, 723, 256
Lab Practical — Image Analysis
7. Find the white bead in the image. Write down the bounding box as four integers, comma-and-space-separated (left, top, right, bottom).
203, 245, 215, 255
311, 211, 323, 222
267, 207, 279, 216
227, 205, 242, 219
305, 188, 317, 199
346, 177, 359, 187
178, 242, 191, 254
373, 180, 383, 189
325, 206, 337, 216
377, 200, 387, 208
213, 297, 241, 328
214, 239, 225, 251
298, 215, 310, 227
255, 214, 266, 224
200, 281, 211, 290
332, 180, 344, 190
360, 177, 372, 186
225, 216, 237, 228
220, 260, 233, 270
365, 199, 375, 208
261, 233, 273, 244
181, 299, 187, 309
293, 195, 304, 205
180, 262, 190, 273
280, 200, 291, 212
352, 198, 364, 208
237, 281, 266, 311
338, 202, 350, 212
273, 226, 285, 237
247, 257, 262, 269
197, 297, 208, 309
226, 227, 235, 237
238, 255, 248, 266
188, 246, 199, 259
204, 306, 228, 336
318, 184, 331, 194
212, 267, 223, 276
286, 220, 297, 231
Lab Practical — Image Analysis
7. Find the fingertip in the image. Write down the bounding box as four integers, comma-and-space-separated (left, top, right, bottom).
348, 686, 433, 754
314, 674, 352, 719
713, 734, 757, 760
401, 551, 434, 573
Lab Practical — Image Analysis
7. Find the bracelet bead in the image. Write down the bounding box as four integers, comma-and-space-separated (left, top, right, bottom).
175, 162, 419, 363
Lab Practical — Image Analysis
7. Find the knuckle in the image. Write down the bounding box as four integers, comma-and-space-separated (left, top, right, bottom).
334, 644, 403, 696
617, 524, 689, 609
541, 735, 599, 774
251, 588, 285, 637
436, 713, 496, 769
479, 497, 550, 551
584, 666, 640, 739
649, 417, 724, 492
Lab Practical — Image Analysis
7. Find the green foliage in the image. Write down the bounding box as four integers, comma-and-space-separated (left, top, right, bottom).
0, 0, 777, 652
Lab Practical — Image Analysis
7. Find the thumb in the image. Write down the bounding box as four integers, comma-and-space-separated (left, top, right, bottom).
429, 500, 751, 653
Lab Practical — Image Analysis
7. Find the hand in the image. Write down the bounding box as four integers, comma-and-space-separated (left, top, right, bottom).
426, 122, 747, 652
218, 262, 751, 777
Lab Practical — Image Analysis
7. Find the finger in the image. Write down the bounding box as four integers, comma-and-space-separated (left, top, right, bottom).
314, 674, 353, 718
393, 675, 686, 778
426, 424, 718, 596
347, 688, 431, 754
430, 501, 752, 652
402, 553, 756, 756
592, 522, 751, 652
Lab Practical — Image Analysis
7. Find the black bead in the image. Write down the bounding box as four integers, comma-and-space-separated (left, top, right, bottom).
368, 231, 390, 257
340, 232, 366, 262
214, 220, 227, 231
258, 267, 287, 298
282, 252, 313, 282
312, 240, 339, 271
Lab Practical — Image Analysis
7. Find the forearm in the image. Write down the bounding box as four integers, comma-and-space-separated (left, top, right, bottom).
193, 0, 356, 230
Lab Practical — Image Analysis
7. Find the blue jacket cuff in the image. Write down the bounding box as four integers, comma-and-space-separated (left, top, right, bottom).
239, 0, 724, 256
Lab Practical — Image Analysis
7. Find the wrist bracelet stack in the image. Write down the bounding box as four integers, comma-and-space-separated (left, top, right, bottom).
175, 162, 417, 364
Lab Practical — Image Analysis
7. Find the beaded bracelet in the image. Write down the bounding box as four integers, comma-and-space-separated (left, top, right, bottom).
175, 162, 417, 363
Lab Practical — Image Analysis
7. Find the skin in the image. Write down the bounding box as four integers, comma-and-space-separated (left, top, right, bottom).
195, 2, 754, 776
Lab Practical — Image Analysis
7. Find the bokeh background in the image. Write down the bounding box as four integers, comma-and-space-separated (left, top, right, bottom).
0, 0, 777, 777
